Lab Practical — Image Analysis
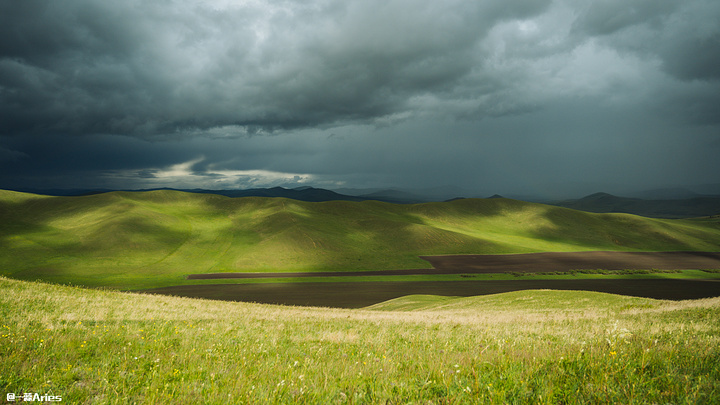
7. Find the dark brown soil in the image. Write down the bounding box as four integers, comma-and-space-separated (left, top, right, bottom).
419, 251, 720, 273
140, 279, 720, 309
162, 251, 720, 308
187, 251, 720, 279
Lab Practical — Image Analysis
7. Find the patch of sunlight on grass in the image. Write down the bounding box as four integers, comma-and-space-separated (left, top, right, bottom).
3, 277, 720, 403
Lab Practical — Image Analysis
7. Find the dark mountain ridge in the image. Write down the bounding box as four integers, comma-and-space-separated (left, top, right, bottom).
7, 186, 720, 218
555, 192, 720, 218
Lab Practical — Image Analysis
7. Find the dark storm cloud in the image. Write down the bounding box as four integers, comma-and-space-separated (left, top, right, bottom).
573, 0, 720, 83
572, 0, 679, 36
0, 0, 552, 137
659, 33, 720, 82
1, 0, 719, 196
569, 0, 720, 124
3, 0, 718, 136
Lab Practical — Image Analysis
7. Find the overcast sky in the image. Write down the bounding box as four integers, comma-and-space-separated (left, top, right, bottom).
1, 0, 719, 199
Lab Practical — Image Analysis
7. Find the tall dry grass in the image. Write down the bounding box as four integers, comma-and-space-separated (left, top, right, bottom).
2, 277, 719, 404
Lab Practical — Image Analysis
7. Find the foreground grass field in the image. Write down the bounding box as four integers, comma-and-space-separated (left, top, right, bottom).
2, 277, 719, 404
2, 189, 720, 289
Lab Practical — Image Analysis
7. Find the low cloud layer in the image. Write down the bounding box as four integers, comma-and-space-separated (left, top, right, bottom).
1, 0, 719, 197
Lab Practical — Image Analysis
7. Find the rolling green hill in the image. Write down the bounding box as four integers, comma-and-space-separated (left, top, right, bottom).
1, 189, 720, 289
365, 290, 657, 312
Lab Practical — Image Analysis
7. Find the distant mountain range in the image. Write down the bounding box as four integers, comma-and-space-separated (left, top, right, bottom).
5, 187, 719, 218
553, 192, 720, 218
6, 186, 469, 204
335, 185, 471, 203
179, 187, 367, 202
5, 186, 407, 203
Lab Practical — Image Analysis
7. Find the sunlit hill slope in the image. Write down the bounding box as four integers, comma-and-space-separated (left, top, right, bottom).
1, 189, 719, 289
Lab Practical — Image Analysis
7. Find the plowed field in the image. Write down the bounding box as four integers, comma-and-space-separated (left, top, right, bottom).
188, 251, 720, 279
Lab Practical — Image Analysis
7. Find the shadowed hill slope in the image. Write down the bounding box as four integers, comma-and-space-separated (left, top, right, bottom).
1, 189, 720, 289
555, 192, 720, 218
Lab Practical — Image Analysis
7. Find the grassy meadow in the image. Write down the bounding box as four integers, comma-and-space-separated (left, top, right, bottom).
2, 276, 719, 404
2, 189, 720, 289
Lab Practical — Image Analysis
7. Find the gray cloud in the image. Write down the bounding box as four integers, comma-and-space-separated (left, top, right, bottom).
0, 0, 553, 136
0, 145, 28, 162
660, 33, 720, 82
1, 0, 719, 198
572, 0, 720, 83
572, 0, 679, 36
3, 0, 718, 135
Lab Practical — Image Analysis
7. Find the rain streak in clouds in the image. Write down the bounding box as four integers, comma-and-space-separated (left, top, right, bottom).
1, 0, 719, 197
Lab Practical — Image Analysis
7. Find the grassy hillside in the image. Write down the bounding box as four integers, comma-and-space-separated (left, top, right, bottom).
1, 189, 720, 289
2, 277, 719, 404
